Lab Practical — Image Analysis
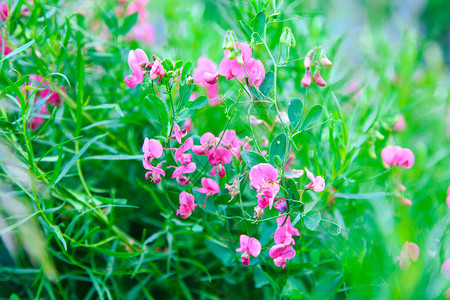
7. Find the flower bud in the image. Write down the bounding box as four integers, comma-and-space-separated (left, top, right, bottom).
225, 177, 240, 199
320, 56, 333, 67
374, 131, 385, 140
254, 206, 264, 219
203, 72, 219, 84
304, 48, 315, 69
368, 144, 377, 160
227, 49, 236, 60
312, 69, 327, 87
222, 31, 235, 50
301, 69, 312, 87
401, 197, 412, 206
280, 27, 296, 48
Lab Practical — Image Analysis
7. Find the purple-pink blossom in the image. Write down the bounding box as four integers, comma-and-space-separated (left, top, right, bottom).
274, 216, 300, 246
236, 234, 261, 266
193, 57, 220, 104
176, 191, 196, 219
198, 177, 220, 196
269, 244, 296, 269
124, 49, 149, 88
393, 114, 406, 132
304, 167, 325, 192
381, 146, 415, 169
249, 163, 280, 210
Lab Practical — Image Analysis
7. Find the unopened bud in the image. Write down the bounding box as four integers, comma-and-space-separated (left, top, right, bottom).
320, 56, 333, 67
203, 72, 219, 84
312, 68, 327, 87
374, 131, 385, 140
301, 68, 312, 87
368, 144, 377, 160
227, 49, 236, 60
274, 200, 287, 213
222, 31, 235, 50
186, 76, 194, 84
280, 27, 296, 48
304, 48, 315, 69
254, 206, 264, 219
401, 197, 412, 206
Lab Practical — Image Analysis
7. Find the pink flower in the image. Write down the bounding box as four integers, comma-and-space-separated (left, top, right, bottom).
0, 2, 8, 22
168, 121, 187, 144
176, 191, 196, 219
172, 162, 196, 185
174, 138, 193, 164
441, 259, 450, 279
198, 177, 220, 196
192, 132, 216, 155
301, 69, 312, 87
395, 241, 420, 270
274, 200, 287, 213
249, 163, 280, 210
209, 148, 232, 178
236, 234, 261, 266
193, 57, 220, 103
304, 168, 325, 192
124, 49, 149, 88
144, 162, 165, 184
218, 42, 265, 87
28, 105, 48, 131
381, 146, 415, 169
219, 129, 244, 158
269, 244, 296, 269
142, 138, 163, 169
150, 60, 165, 80
312, 72, 327, 87
393, 114, 406, 132
401, 197, 412, 206
274, 216, 300, 246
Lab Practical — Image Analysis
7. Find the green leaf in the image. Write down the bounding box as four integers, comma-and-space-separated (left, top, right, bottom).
286, 179, 299, 201
259, 71, 274, 97
188, 95, 208, 110
288, 97, 304, 129
120, 12, 138, 35
145, 95, 169, 129
301, 105, 323, 131
51, 225, 67, 251
241, 150, 266, 168
304, 210, 321, 231
101, 10, 119, 34
1, 39, 35, 62
252, 12, 266, 42
328, 222, 341, 235
161, 58, 174, 72
179, 84, 194, 109
269, 133, 286, 166
53, 133, 107, 185
181, 61, 192, 82
239, 20, 253, 38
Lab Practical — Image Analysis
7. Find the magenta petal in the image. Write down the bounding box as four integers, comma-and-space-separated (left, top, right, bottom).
247, 237, 261, 257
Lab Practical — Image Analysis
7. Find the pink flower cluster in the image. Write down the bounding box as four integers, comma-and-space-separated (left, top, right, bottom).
269, 216, 300, 269
302, 46, 332, 88
192, 130, 249, 178
20, 75, 64, 130
124, 48, 165, 88
218, 42, 265, 88
381, 146, 415, 169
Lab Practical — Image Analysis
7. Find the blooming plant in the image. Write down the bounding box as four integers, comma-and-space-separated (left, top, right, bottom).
0, 0, 448, 299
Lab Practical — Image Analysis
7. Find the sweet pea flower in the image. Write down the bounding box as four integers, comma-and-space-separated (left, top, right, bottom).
209, 148, 231, 178
312, 72, 327, 87
124, 49, 149, 88
193, 57, 220, 103
393, 114, 406, 132
172, 162, 196, 186
236, 234, 261, 266
301, 69, 312, 87
198, 177, 220, 196
183, 117, 193, 133
149, 59, 165, 80
381, 146, 415, 169
142, 138, 163, 169
192, 132, 216, 155
219, 129, 244, 158
176, 191, 196, 219
144, 162, 165, 184
274, 216, 300, 246
396, 241, 420, 270
249, 163, 280, 210
218, 42, 265, 87
174, 138, 193, 164
128, 22, 155, 45
285, 169, 304, 179
168, 121, 187, 144
304, 168, 325, 192
441, 259, 450, 279
269, 244, 296, 269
